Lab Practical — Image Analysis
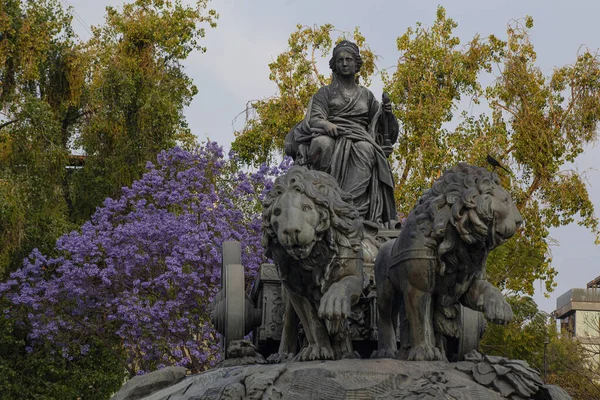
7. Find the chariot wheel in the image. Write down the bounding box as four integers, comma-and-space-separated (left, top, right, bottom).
211, 241, 261, 357
448, 306, 486, 361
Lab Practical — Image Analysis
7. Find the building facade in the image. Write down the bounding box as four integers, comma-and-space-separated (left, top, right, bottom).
554, 276, 600, 364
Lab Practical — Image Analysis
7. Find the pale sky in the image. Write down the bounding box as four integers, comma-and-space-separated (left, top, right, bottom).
66, 0, 600, 313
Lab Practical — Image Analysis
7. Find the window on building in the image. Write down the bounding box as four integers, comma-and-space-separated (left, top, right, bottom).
560, 314, 576, 337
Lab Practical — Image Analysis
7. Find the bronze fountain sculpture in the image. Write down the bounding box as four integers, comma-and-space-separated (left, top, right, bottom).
110, 41, 572, 400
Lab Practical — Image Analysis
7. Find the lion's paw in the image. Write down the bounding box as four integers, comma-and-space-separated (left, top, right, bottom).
407, 344, 445, 362
318, 286, 351, 322
266, 352, 294, 364
370, 349, 398, 359
341, 351, 361, 360
296, 345, 334, 361
483, 292, 513, 325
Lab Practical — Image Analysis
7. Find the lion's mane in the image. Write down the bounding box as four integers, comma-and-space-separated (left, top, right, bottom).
411, 163, 500, 267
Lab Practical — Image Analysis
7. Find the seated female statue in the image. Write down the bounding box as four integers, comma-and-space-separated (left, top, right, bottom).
285, 40, 399, 225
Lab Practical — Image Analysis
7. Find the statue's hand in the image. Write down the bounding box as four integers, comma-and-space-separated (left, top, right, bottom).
381, 144, 393, 157
382, 101, 393, 114
322, 121, 343, 138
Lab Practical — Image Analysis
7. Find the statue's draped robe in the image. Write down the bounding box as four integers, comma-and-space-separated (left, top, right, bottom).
293, 84, 398, 224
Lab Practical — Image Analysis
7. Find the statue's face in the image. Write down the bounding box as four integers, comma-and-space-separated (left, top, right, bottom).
335, 50, 356, 77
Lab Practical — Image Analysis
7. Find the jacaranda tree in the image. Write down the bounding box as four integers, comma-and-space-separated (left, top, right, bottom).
1, 143, 288, 378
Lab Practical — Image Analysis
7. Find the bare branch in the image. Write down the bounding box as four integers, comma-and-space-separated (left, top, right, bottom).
0, 119, 18, 130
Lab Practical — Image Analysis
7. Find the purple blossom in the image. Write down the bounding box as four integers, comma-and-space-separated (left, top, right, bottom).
1, 143, 287, 374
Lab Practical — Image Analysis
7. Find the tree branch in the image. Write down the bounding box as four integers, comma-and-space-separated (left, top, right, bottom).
500, 144, 515, 160
492, 101, 518, 118
518, 174, 542, 209
557, 85, 583, 129
0, 119, 18, 130
398, 159, 412, 188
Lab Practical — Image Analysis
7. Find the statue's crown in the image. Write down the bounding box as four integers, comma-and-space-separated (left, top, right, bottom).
333, 40, 359, 56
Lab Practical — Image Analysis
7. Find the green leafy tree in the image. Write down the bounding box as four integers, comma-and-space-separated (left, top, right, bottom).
381, 7, 503, 210
231, 24, 376, 166
0, 0, 218, 397
0, 0, 82, 275
546, 331, 600, 399
482, 18, 600, 294
1, 0, 218, 275
481, 296, 600, 399
480, 296, 549, 362
72, 0, 218, 219
0, 307, 126, 399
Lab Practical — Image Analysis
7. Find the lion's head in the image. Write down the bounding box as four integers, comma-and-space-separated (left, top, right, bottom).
262, 166, 362, 261
413, 163, 522, 259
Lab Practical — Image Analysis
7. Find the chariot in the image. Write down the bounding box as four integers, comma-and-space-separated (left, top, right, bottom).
212, 238, 486, 362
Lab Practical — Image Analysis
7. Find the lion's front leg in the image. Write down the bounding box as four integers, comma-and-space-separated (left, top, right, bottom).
286, 289, 334, 361
373, 279, 399, 358
461, 279, 513, 325
403, 286, 444, 361
402, 260, 444, 361
267, 285, 297, 364
373, 241, 399, 358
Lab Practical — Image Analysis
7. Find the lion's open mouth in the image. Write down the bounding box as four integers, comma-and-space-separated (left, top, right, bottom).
285, 242, 315, 260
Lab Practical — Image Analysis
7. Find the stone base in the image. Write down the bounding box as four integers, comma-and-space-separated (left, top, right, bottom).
113, 357, 571, 400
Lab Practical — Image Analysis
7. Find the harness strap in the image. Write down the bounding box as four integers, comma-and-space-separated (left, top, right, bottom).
389, 248, 438, 269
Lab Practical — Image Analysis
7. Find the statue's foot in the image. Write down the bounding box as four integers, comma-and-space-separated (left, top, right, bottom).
407, 344, 445, 362
370, 349, 398, 359
295, 345, 334, 361
266, 352, 294, 364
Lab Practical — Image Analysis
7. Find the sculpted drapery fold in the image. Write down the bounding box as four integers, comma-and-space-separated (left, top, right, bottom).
291, 78, 399, 224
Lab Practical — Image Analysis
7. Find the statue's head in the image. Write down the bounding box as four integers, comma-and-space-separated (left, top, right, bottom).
329, 40, 363, 77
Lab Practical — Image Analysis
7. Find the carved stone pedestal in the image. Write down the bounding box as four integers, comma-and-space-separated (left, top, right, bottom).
111, 357, 571, 400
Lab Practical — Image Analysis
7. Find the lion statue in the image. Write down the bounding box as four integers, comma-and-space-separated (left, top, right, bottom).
374, 163, 523, 361
262, 165, 371, 361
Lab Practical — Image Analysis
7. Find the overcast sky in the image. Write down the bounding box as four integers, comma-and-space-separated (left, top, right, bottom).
66, 0, 600, 313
